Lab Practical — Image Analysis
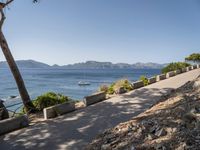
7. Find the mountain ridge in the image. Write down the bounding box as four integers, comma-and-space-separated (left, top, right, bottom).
0, 60, 166, 69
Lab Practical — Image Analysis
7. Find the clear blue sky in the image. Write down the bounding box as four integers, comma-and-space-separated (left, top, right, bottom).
0, 0, 199, 65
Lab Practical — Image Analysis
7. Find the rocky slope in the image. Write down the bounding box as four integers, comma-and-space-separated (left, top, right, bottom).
86, 75, 200, 150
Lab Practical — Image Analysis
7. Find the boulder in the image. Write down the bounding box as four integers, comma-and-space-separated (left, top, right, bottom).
193, 80, 200, 89
0, 99, 9, 120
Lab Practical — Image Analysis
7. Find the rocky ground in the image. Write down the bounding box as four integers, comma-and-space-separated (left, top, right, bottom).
86, 76, 200, 150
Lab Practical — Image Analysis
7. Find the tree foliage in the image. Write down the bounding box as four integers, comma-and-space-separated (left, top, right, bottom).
185, 53, 200, 63
161, 62, 190, 74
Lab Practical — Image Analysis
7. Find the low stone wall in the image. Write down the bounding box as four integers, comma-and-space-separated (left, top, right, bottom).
156, 74, 166, 81
84, 92, 106, 106
44, 102, 75, 120
166, 71, 175, 78
132, 80, 144, 89
181, 68, 187, 73
148, 77, 156, 84
192, 65, 197, 69
186, 66, 193, 72
174, 69, 181, 75
0, 115, 29, 135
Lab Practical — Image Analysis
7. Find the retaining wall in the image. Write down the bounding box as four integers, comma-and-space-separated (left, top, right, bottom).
44, 102, 75, 120
0, 115, 29, 135
83, 92, 106, 106
166, 71, 175, 78
132, 80, 144, 89
148, 77, 157, 84
174, 69, 181, 75
156, 74, 166, 81
181, 68, 187, 73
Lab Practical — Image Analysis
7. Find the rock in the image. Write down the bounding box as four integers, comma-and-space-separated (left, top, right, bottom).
101, 144, 111, 150
183, 113, 197, 124
150, 125, 158, 134
155, 128, 167, 137
115, 87, 127, 94
115, 141, 128, 149
155, 144, 167, 150
0, 100, 9, 120
176, 142, 186, 150
9, 95, 17, 99
193, 80, 200, 89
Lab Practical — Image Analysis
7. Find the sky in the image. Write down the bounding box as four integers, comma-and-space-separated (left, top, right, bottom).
0, 0, 199, 65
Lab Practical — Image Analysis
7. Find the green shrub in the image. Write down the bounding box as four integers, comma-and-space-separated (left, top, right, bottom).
161, 62, 190, 74
140, 75, 149, 86
99, 85, 109, 93
98, 79, 133, 95
33, 92, 70, 111
107, 83, 115, 94
113, 79, 133, 92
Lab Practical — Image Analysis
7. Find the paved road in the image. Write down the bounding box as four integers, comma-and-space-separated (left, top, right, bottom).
0, 69, 199, 150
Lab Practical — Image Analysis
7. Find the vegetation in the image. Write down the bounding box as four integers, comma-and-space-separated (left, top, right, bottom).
33, 92, 70, 111
140, 75, 149, 86
20, 92, 70, 113
99, 79, 133, 94
161, 62, 190, 74
113, 79, 133, 92
185, 53, 200, 63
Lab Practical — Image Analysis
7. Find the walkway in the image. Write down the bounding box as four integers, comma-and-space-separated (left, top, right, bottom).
0, 68, 199, 150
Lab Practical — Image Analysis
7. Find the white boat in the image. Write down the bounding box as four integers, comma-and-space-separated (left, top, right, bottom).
78, 81, 91, 86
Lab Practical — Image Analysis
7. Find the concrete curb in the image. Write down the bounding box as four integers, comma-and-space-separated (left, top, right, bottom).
174, 69, 181, 75
44, 102, 75, 120
192, 65, 197, 69
181, 68, 187, 73
156, 74, 166, 81
166, 71, 175, 78
0, 115, 29, 135
132, 80, 144, 89
148, 77, 156, 84
84, 92, 106, 106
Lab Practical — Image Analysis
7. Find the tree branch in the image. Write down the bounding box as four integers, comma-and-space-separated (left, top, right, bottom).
5, 0, 15, 7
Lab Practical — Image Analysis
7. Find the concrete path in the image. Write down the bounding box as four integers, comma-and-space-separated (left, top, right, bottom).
0, 69, 199, 150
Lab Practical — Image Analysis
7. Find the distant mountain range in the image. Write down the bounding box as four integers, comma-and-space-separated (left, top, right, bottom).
0, 60, 166, 69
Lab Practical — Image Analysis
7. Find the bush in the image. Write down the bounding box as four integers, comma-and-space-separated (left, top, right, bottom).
108, 83, 115, 94
99, 85, 109, 93
140, 75, 149, 86
113, 79, 133, 92
98, 79, 133, 95
161, 62, 190, 74
33, 92, 70, 111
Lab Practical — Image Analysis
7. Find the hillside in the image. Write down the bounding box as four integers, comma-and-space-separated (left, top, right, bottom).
0, 60, 165, 69
61, 61, 165, 69
87, 76, 200, 149
0, 60, 51, 68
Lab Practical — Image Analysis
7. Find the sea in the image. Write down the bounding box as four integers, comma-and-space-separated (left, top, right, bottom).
0, 68, 161, 112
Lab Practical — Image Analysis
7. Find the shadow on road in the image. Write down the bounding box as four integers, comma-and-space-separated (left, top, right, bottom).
0, 87, 174, 150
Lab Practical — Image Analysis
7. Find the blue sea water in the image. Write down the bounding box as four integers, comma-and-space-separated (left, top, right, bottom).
0, 68, 160, 111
